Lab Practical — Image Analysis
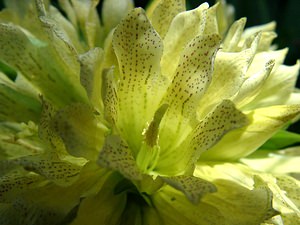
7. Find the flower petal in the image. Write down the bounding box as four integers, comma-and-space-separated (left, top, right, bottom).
201, 177, 278, 225
161, 2, 209, 77
195, 164, 278, 225
156, 100, 247, 175
98, 135, 142, 180
250, 61, 300, 108
78, 47, 104, 110
0, 72, 41, 123
102, 0, 134, 34
148, 0, 186, 38
201, 105, 300, 160
152, 185, 225, 225
67, 0, 103, 48
233, 59, 275, 108
0, 169, 43, 203
112, 8, 167, 152
53, 103, 105, 160
204, 3, 219, 35
241, 150, 300, 175
70, 173, 126, 225
189, 100, 247, 161
162, 175, 216, 204
158, 34, 220, 154
198, 35, 258, 118
11, 153, 85, 186
0, 23, 88, 107
0, 162, 110, 225
222, 17, 246, 52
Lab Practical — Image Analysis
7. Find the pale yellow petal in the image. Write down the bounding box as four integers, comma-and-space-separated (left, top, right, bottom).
201, 105, 300, 160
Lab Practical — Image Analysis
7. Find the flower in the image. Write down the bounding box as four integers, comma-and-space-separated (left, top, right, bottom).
0, 0, 299, 224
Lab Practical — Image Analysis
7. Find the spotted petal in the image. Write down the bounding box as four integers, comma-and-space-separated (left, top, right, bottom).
201, 105, 300, 160
112, 8, 167, 153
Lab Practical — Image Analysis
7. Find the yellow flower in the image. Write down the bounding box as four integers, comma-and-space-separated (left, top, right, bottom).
0, 0, 299, 224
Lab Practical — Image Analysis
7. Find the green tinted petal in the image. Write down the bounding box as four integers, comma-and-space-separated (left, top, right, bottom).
71, 173, 126, 225
286, 92, 300, 105
0, 162, 110, 225
98, 135, 142, 180
190, 100, 247, 162
0, 203, 21, 225
143, 104, 168, 148
215, 0, 235, 36
255, 174, 299, 217
69, 0, 103, 48
0, 168, 42, 203
276, 175, 300, 208
242, 21, 276, 41
102, 0, 133, 34
0, 72, 41, 123
234, 59, 275, 108
161, 3, 209, 78
256, 31, 277, 51
246, 48, 288, 79
58, 0, 77, 28
0, 121, 45, 160
222, 17, 246, 52
141, 206, 163, 225
0, 23, 88, 107
281, 214, 300, 225
204, 3, 219, 35
149, 0, 185, 38
79, 47, 104, 110
238, 22, 277, 51
250, 61, 300, 108
241, 151, 300, 175
12, 153, 85, 186
38, 99, 65, 151
201, 105, 300, 160
158, 34, 220, 153
102, 67, 118, 126
155, 100, 246, 175
162, 175, 216, 204
152, 185, 225, 225
48, 5, 84, 53
198, 36, 258, 118
198, 175, 278, 225
113, 8, 167, 152
53, 103, 105, 160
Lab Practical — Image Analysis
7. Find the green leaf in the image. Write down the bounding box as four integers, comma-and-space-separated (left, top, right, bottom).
261, 130, 300, 150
